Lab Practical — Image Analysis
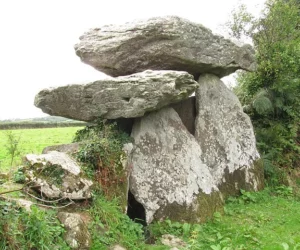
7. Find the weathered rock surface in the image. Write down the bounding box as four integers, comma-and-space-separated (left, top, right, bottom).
110, 245, 127, 250
0, 173, 9, 184
75, 16, 256, 78
57, 212, 91, 249
0, 197, 34, 212
129, 107, 223, 224
42, 143, 81, 154
161, 234, 187, 248
195, 74, 263, 195
35, 70, 198, 121
24, 151, 93, 200
171, 96, 196, 135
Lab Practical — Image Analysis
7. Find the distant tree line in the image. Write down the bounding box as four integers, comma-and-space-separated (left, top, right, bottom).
0, 122, 87, 130
0, 116, 87, 129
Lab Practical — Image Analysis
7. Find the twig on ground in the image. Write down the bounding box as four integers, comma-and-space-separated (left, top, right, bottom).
0, 187, 23, 195
31, 200, 75, 209
23, 189, 66, 203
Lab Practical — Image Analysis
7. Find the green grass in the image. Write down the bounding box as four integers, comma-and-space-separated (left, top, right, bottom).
89, 194, 145, 250
149, 188, 300, 249
0, 127, 82, 172
2, 187, 300, 249
84, 188, 300, 249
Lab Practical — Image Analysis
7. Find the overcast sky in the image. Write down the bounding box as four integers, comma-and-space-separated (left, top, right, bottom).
0, 0, 265, 120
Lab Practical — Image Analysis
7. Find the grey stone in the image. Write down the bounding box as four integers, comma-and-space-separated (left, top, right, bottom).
171, 96, 196, 135
195, 74, 263, 196
1, 197, 34, 212
35, 70, 198, 121
129, 107, 223, 224
75, 16, 256, 78
24, 151, 93, 200
42, 143, 81, 154
0, 173, 9, 184
161, 234, 187, 248
57, 212, 91, 249
110, 245, 127, 250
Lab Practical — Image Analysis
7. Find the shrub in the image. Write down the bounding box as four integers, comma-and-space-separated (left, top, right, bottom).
73, 118, 132, 201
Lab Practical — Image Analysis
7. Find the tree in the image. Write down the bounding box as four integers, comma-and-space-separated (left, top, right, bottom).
227, 0, 300, 185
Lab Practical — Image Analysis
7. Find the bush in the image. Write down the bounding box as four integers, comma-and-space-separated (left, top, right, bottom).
73, 118, 132, 201
13, 167, 26, 184
228, 0, 300, 185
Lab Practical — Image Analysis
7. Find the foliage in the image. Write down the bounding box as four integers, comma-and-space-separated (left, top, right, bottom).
274, 185, 294, 197
4, 131, 22, 167
39, 165, 65, 187
13, 167, 26, 184
226, 3, 255, 40
0, 201, 69, 249
228, 0, 300, 185
0, 127, 82, 171
149, 219, 193, 239
88, 193, 144, 250
74, 119, 132, 200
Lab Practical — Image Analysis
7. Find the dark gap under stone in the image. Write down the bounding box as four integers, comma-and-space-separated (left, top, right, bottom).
127, 190, 147, 226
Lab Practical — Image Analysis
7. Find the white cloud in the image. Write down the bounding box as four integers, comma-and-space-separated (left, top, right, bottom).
0, 0, 265, 119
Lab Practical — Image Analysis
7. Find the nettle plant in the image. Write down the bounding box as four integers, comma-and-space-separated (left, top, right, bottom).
73, 118, 132, 200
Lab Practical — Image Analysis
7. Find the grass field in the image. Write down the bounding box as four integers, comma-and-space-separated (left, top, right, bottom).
0, 127, 82, 172
148, 188, 300, 250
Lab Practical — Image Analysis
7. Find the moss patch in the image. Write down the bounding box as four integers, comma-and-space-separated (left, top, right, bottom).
39, 164, 65, 187
153, 190, 224, 224
218, 159, 264, 199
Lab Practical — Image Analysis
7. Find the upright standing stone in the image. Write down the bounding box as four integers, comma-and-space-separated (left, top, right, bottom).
194, 74, 263, 196
130, 107, 223, 224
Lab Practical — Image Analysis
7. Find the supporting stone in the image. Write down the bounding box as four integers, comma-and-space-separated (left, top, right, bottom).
194, 74, 263, 196
129, 107, 222, 224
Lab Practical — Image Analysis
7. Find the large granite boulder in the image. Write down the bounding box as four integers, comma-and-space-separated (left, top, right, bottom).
195, 74, 263, 195
35, 70, 198, 121
75, 16, 256, 78
129, 107, 223, 224
24, 151, 93, 200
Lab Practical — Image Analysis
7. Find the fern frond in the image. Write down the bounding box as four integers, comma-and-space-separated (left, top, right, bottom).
252, 95, 273, 115
274, 97, 284, 109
